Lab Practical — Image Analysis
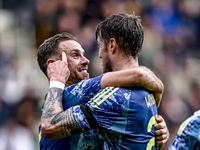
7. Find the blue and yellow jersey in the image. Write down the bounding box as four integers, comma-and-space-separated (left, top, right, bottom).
169, 110, 200, 150
38, 74, 104, 150
73, 87, 158, 150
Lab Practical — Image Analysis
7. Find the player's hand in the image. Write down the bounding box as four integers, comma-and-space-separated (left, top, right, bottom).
138, 66, 164, 108
155, 115, 169, 150
47, 51, 70, 83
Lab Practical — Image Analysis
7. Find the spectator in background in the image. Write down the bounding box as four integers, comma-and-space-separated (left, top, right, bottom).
0, 94, 40, 150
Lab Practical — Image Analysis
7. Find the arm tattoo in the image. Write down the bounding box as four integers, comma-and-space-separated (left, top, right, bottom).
51, 109, 82, 136
42, 88, 63, 120
64, 110, 82, 135
41, 87, 83, 137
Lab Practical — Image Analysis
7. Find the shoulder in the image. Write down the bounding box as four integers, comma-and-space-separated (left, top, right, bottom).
62, 74, 105, 100
170, 110, 200, 149
177, 110, 200, 136
65, 74, 105, 92
92, 87, 151, 102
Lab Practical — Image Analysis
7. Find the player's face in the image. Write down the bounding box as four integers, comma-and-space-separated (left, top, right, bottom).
97, 36, 113, 73
59, 40, 90, 85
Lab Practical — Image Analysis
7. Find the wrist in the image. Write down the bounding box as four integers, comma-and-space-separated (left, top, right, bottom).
50, 76, 66, 84
49, 81, 65, 90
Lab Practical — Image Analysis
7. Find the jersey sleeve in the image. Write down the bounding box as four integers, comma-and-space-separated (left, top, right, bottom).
72, 105, 98, 131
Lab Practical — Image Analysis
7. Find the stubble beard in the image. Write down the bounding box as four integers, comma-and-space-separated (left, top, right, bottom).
103, 56, 113, 73
66, 68, 88, 86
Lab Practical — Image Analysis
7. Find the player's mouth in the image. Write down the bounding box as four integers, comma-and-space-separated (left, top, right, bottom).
80, 69, 87, 73
79, 68, 89, 76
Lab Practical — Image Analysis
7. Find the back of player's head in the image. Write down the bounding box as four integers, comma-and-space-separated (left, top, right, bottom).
37, 32, 77, 76
96, 13, 144, 58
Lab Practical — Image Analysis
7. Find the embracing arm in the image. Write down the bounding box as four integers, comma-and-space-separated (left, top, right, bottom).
101, 66, 164, 107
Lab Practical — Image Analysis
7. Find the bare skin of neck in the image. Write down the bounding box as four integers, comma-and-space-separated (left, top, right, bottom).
111, 54, 139, 72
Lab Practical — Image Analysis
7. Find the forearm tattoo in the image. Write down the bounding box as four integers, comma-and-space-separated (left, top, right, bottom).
42, 88, 63, 119
42, 88, 82, 137
52, 110, 82, 136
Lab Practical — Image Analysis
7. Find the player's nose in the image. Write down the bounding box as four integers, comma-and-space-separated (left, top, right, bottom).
81, 56, 90, 65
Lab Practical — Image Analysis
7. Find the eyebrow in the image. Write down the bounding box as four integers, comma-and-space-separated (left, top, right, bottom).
60, 48, 85, 53
69, 49, 85, 55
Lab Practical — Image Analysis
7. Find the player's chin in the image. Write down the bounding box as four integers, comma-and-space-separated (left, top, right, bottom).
79, 72, 89, 80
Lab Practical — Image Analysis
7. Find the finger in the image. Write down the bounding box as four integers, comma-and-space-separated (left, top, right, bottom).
155, 130, 167, 137
156, 115, 163, 123
62, 51, 67, 63
156, 135, 167, 141
156, 138, 167, 144
155, 122, 165, 130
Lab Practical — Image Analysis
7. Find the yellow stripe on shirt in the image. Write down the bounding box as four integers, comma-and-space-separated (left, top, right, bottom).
91, 87, 113, 105
38, 131, 42, 143
94, 87, 119, 107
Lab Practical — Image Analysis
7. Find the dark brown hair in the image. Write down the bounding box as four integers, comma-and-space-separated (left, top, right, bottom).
96, 13, 144, 58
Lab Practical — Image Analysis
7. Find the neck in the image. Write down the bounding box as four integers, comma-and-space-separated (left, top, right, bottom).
112, 55, 139, 71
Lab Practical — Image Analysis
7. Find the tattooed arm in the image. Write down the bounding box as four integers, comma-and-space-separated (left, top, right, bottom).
41, 87, 83, 139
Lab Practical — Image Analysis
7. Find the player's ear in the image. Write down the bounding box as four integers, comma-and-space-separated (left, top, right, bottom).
47, 59, 55, 66
109, 38, 116, 54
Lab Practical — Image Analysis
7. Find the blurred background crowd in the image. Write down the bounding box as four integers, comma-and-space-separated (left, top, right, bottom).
0, 0, 200, 149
